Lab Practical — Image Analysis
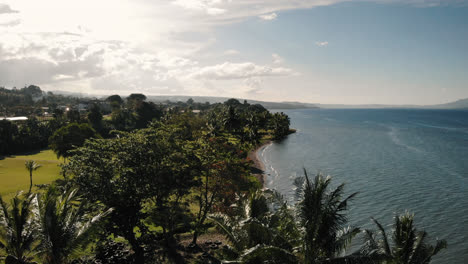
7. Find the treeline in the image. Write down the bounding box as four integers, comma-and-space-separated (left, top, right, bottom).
0, 85, 82, 116
0, 96, 295, 263
0, 87, 446, 264
0, 85, 291, 157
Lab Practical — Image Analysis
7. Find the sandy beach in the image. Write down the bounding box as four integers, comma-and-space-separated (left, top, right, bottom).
248, 141, 271, 187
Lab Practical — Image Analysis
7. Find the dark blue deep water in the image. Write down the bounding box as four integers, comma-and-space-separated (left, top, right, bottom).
260, 109, 468, 263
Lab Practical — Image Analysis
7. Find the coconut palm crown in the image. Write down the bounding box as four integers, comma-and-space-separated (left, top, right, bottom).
0, 192, 39, 264
297, 169, 360, 264
360, 212, 447, 264
24, 160, 41, 194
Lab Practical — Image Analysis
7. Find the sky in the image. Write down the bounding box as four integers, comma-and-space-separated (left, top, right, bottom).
0, 0, 467, 105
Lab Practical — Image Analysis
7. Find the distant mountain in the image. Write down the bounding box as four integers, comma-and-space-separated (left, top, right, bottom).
318, 98, 468, 110
316, 103, 420, 109
429, 98, 468, 109
47, 89, 468, 110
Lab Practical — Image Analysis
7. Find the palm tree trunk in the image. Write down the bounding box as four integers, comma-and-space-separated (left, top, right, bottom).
28, 171, 33, 194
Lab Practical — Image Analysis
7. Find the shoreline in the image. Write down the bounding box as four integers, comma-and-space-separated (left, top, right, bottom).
248, 140, 272, 188
248, 129, 296, 187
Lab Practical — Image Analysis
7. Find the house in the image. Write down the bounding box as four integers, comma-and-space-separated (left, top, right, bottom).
0, 116, 28, 122
78, 102, 89, 112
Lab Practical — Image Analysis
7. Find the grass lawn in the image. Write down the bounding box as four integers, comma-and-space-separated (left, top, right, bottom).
0, 149, 62, 198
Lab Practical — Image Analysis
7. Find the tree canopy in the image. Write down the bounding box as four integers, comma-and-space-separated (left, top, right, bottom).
48, 123, 100, 159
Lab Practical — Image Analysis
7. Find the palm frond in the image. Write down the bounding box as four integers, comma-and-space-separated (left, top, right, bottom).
240, 244, 298, 264
209, 214, 243, 251
371, 218, 391, 256
334, 227, 361, 254
37, 186, 110, 264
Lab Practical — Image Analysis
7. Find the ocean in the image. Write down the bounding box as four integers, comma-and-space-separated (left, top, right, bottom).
259, 109, 468, 263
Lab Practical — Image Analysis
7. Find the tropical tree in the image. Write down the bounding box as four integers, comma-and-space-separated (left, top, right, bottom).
0, 193, 38, 264
206, 108, 223, 137
48, 123, 100, 159
24, 161, 41, 194
106, 95, 124, 111
191, 136, 254, 244
134, 101, 163, 129
127, 93, 147, 110
270, 112, 290, 140
0, 120, 18, 155
37, 186, 111, 264
128, 93, 146, 102
66, 109, 81, 123
297, 170, 360, 264
210, 190, 300, 264
222, 106, 241, 133
87, 104, 103, 132
106, 94, 124, 105
243, 112, 261, 144
64, 126, 198, 263
360, 212, 447, 264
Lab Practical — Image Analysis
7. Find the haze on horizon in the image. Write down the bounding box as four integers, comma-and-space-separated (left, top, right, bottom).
0, 0, 467, 105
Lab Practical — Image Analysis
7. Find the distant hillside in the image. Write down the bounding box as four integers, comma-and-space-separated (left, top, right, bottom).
318, 98, 468, 109
47, 89, 468, 110
316, 103, 420, 109
429, 98, 468, 109
45, 91, 318, 109
146, 95, 319, 109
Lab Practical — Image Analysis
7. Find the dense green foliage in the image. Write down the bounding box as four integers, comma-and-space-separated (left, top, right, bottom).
0, 86, 446, 264
0, 118, 52, 155
37, 187, 112, 264
298, 171, 359, 263
0, 193, 37, 264
359, 213, 447, 263
0, 86, 291, 156
48, 123, 100, 159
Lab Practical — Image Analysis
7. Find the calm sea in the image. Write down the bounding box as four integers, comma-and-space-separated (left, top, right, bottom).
260, 109, 468, 263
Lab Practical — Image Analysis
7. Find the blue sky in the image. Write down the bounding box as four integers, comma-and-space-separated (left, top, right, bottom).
0, 0, 467, 104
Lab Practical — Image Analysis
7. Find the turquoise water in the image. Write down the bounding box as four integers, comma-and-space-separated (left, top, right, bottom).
260, 109, 468, 263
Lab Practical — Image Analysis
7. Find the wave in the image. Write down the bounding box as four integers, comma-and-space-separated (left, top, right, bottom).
386, 126, 424, 153
260, 142, 281, 186
260, 142, 272, 158
411, 122, 468, 134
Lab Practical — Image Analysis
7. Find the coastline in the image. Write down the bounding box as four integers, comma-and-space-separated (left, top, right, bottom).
248, 129, 296, 187
248, 140, 272, 187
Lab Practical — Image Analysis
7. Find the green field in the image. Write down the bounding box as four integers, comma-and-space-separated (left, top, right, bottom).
0, 150, 62, 197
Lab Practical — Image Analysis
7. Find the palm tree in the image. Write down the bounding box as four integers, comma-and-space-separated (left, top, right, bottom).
297, 169, 360, 264
24, 161, 41, 194
0, 193, 39, 264
360, 212, 447, 263
270, 112, 290, 140
37, 187, 112, 264
210, 190, 300, 264
222, 106, 241, 133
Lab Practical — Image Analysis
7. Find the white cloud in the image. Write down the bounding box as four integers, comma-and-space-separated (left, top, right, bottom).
224, 49, 240, 55
172, 0, 226, 15
170, 0, 464, 23
0, 0, 465, 99
0, 4, 18, 14
241, 77, 263, 94
259, 13, 277, 21
315, 41, 329, 47
0, 19, 20, 27
188, 62, 294, 80
272, 53, 283, 64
